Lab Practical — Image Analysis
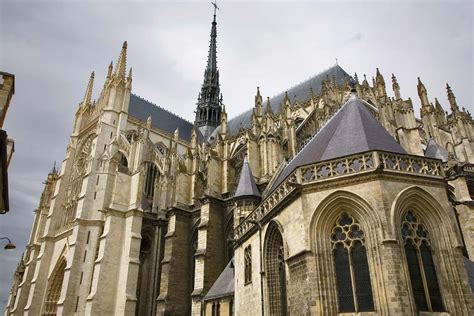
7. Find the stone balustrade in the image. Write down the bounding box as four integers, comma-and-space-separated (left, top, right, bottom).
233, 151, 444, 240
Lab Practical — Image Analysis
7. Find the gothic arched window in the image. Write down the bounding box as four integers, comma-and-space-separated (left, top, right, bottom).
244, 246, 252, 284
401, 211, 444, 312
144, 163, 158, 199
42, 258, 66, 316
265, 222, 287, 315
331, 213, 374, 313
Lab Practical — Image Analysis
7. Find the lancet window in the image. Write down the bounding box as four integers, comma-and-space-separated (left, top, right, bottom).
144, 162, 158, 199
265, 222, 287, 315
401, 211, 444, 312
41, 258, 66, 316
244, 246, 252, 284
331, 213, 374, 312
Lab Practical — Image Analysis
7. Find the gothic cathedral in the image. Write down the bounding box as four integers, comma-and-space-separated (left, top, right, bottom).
6, 8, 474, 316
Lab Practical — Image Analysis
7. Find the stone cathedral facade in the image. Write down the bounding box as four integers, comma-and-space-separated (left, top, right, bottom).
6, 10, 474, 316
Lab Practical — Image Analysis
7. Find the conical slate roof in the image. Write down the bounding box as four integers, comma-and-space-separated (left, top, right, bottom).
425, 139, 449, 162
234, 157, 261, 200
270, 94, 407, 191
203, 258, 234, 300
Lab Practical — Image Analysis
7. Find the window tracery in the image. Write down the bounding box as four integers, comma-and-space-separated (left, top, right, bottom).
330, 213, 374, 312
401, 211, 444, 312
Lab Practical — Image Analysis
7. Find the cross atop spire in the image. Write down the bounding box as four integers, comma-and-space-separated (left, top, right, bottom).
211, 0, 219, 21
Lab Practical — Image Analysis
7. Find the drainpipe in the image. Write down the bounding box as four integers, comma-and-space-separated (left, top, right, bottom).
249, 220, 264, 316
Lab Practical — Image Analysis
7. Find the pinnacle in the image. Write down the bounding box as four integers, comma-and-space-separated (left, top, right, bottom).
107, 61, 113, 78
115, 41, 128, 78
82, 71, 95, 105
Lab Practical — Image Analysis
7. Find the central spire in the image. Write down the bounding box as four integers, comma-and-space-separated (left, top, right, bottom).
195, 1, 223, 140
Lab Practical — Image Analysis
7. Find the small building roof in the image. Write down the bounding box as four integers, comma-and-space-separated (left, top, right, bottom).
203, 258, 234, 301
235, 157, 261, 200
270, 94, 407, 191
425, 139, 449, 162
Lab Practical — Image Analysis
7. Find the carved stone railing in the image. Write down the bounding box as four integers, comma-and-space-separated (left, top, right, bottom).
233, 151, 444, 241
380, 152, 443, 176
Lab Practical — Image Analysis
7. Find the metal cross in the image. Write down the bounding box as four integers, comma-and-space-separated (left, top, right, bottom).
211, 0, 219, 16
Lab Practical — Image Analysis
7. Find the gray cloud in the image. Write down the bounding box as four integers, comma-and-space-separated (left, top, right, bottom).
0, 0, 472, 310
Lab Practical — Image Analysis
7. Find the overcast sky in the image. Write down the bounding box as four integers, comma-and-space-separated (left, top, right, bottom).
0, 0, 472, 310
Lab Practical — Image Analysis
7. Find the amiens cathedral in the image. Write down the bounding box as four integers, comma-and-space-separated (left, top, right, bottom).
5, 7, 474, 316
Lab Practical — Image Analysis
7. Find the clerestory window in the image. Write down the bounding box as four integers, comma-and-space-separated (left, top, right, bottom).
331, 213, 374, 313
401, 211, 444, 312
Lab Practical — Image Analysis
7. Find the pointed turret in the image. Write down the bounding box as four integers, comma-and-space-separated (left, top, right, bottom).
107, 61, 113, 79
265, 97, 273, 115
255, 86, 263, 116
435, 98, 444, 113
194, 9, 223, 139
446, 83, 459, 112
221, 105, 228, 135
234, 156, 261, 201
417, 77, 430, 107
392, 73, 401, 100
283, 91, 291, 107
114, 41, 128, 79
375, 68, 386, 97
434, 98, 446, 126
82, 71, 95, 106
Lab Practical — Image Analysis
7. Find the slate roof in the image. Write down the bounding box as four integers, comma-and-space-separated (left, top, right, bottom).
425, 139, 449, 162
128, 94, 195, 141
203, 258, 234, 300
464, 257, 474, 291
270, 94, 407, 191
235, 157, 261, 200
225, 65, 352, 136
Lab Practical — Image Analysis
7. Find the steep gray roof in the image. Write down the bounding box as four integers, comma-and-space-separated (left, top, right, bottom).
464, 257, 474, 291
270, 94, 407, 191
235, 157, 261, 200
128, 94, 195, 141
226, 65, 352, 136
203, 258, 234, 300
425, 139, 449, 162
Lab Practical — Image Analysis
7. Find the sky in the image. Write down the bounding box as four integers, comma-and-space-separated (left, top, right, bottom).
0, 0, 472, 310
